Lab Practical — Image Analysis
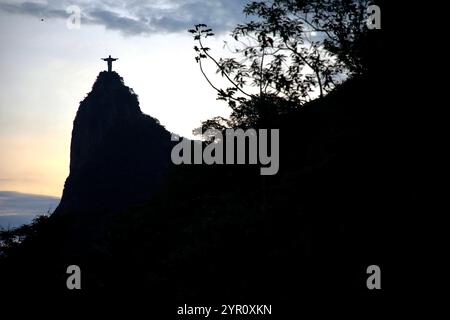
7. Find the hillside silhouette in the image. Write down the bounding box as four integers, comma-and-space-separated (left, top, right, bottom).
0, 73, 388, 310
0, 0, 390, 312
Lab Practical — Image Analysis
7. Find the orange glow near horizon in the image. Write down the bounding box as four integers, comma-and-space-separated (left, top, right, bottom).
0, 134, 69, 197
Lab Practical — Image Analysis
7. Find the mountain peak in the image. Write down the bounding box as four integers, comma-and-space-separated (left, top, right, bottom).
55, 72, 173, 214
69, 71, 143, 174
92, 71, 130, 93
81, 71, 142, 119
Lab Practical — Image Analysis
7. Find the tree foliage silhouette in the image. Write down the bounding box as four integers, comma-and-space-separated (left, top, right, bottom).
190, 0, 376, 131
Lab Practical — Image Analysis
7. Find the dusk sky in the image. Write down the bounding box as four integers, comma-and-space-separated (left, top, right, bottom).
0, 0, 250, 200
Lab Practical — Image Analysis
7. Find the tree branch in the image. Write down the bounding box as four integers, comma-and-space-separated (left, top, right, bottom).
198, 37, 253, 98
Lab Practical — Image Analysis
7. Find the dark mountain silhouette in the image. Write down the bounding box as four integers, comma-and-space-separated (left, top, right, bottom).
0, 73, 390, 309
55, 71, 174, 215
0, 0, 397, 313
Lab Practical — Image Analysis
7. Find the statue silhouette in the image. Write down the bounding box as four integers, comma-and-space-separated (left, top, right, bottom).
102, 55, 118, 72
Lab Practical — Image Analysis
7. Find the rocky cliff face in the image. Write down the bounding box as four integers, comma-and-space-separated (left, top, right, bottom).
55, 71, 173, 214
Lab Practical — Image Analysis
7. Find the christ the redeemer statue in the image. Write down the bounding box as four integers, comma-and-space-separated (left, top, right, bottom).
102, 55, 118, 72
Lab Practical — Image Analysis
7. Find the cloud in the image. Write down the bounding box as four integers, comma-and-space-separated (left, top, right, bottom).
87, 8, 152, 35
0, 191, 60, 216
0, 0, 250, 35
0, 178, 35, 182
0, 191, 60, 228
0, 1, 68, 19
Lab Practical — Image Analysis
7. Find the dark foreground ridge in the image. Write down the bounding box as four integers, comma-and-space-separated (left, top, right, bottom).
55, 71, 173, 215
0, 73, 391, 312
